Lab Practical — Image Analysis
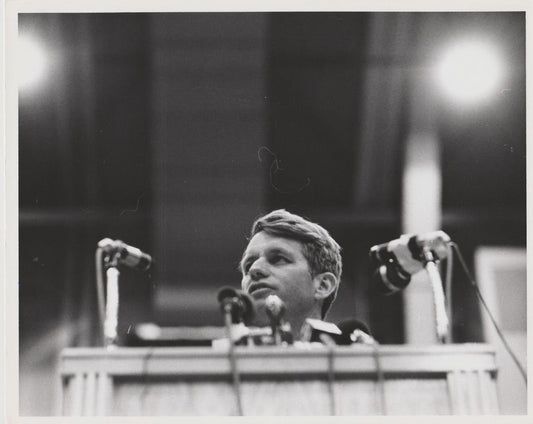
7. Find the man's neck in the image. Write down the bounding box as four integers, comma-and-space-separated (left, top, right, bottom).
292, 310, 322, 341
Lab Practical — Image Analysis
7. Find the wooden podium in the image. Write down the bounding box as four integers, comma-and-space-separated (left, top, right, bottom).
59, 343, 499, 415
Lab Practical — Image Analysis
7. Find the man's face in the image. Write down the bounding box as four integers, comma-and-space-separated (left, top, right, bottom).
240, 232, 318, 329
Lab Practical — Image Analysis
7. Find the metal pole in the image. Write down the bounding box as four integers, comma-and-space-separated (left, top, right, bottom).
224, 305, 243, 415
422, 248, 449, 342
104, 267, 120, 347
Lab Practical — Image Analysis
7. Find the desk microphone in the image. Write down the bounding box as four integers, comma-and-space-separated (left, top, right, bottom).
336, 318, 377, 345
369, 231, 450, 295
265, 295, 286, 325
265, 295, 291, 345
98, 238, 153, 271
217, 286, 255, 325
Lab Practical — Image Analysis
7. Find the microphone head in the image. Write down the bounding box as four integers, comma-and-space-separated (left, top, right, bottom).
372, 264, 411, 295
121, 248, 153, 271
97, 238, 153, 271
369, 231, 451, 294
369, 242, 412, 295
217, 286, 255, 325
265, 294, 285, 321
336, 318, 372, 345
337, 318, 370, 335
217, 286, 240, 304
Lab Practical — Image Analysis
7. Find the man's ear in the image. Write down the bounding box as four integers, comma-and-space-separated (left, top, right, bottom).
313, 272, 338, 300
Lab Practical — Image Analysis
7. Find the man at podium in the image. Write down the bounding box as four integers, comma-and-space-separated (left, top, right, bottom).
60, 208, 501, 415
240, 209, 343, 341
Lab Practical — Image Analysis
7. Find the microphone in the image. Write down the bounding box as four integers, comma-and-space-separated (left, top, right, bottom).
98, 238, 153, 271
336, 319, 376, 345
265, 295, 293, 345
217, 286, 255, 325
265, 294, 286, 325
369, 231, 451, 295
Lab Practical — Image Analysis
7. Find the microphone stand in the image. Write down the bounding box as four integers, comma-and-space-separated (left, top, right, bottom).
265, 295, 293, 346
421, 247, 449, 343
103, 254, 121, 348
97, 240, 153, 348
268, 314, 282, 346
222, 301, 244, 416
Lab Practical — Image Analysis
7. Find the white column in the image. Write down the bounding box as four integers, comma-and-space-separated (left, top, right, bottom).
402, 68, 442, 344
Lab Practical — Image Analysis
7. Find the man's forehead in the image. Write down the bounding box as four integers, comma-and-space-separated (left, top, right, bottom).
243, 232, 304, 256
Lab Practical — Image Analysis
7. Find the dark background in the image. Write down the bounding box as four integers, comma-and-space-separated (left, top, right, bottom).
17, 12, 525, 414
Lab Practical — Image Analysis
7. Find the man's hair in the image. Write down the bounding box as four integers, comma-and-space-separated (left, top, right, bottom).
247, 209, 342, 319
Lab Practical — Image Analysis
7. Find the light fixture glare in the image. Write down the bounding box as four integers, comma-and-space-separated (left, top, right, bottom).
436, 40, 503, 104
18, 36, 47, 90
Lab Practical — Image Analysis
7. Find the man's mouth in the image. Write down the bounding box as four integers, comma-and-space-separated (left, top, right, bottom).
247, 282, 274, 297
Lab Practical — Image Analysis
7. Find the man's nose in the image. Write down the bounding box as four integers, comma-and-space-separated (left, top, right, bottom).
249, 259, 269, 280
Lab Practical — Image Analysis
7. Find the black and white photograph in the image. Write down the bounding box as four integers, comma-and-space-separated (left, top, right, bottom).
3, 2, 528, 419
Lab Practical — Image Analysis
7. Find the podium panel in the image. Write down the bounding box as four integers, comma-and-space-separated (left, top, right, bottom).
59, 344, 499, 415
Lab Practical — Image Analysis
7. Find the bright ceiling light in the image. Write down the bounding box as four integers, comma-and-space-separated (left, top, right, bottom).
436, 40, 503, 104
18, 35, 47, 90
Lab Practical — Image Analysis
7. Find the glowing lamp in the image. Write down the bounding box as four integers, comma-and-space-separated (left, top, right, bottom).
436, 40, 503, 104
18, 35, 47, 90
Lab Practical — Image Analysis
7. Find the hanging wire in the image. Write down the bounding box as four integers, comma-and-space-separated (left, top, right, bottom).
444, 243, 454, 343
450, 242, 527, 384
326, 345, 337, 415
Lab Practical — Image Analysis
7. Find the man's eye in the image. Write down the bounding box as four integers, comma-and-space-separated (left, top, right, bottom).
271, 255, 288, 264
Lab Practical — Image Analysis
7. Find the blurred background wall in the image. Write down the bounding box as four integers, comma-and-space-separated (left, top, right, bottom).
17, 12, 525, 415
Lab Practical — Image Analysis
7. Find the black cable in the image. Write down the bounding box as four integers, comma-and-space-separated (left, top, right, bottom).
140, 346, 155, 408
444, 244, 453, 343
316, 333, 337, 414
450, 242, 527, 384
